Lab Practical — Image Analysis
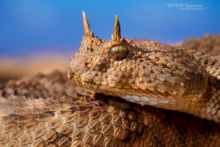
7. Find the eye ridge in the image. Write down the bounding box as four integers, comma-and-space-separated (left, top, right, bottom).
109, 44, 129, 61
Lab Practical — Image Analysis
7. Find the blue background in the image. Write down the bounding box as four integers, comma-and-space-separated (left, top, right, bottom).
0, 0, 220, 57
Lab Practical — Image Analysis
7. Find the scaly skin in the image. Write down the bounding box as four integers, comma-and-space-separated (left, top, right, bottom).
1, 71, 220, 147
0, 12, 220, 146
172, 33, 220, 80
68, 13, 220, 123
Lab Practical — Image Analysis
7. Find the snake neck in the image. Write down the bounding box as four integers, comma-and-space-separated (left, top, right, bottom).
198, 77, 220, 122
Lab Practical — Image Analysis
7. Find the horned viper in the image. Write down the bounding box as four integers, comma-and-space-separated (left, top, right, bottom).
68, 12, 220, 123
0, 12, 220, 146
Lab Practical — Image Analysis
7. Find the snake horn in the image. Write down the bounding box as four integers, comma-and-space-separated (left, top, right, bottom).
111, 15, 121, 41
82, 11, 94, 37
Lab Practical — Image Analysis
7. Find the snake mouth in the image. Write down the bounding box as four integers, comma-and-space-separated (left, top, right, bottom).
68, 70, 211, 121
68, 71, 178, 110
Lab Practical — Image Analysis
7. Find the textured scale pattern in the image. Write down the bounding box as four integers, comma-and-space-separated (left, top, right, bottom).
0, 12, 220, 146
68, 14, 220, 122
1, 71, 220, 147
172, 33, 220, 80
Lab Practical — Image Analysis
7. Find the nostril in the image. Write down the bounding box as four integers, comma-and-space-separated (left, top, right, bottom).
84, 62, 91, 68
86, 47, 93, 52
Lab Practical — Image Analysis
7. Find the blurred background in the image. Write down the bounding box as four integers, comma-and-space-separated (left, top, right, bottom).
0, 0, 220, 83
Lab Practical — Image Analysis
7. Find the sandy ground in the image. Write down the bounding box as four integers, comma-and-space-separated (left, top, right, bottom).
0, 54, 68, 84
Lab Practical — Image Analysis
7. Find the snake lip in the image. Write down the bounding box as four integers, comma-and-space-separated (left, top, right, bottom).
68, 70, 179, 110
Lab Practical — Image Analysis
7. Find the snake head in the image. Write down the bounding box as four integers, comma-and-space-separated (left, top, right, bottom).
68, 12, 208, 114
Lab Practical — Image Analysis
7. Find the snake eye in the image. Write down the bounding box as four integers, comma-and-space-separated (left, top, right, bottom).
109, 45, 129, 60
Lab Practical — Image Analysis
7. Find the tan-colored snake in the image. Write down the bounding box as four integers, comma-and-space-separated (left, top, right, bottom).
68, 12, 220, 123
0, 12, 220, 146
